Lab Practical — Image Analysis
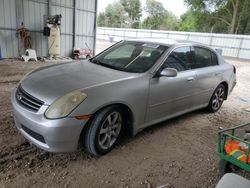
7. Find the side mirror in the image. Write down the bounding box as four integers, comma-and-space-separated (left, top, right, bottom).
159, 68, 177, 77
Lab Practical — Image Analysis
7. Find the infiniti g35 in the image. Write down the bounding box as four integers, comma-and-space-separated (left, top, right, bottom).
11, 39, 236, 156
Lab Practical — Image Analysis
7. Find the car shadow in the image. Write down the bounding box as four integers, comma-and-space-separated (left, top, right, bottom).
117, 109, 206, 148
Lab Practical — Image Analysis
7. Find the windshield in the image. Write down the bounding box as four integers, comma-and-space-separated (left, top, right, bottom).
91, 41, 168, 73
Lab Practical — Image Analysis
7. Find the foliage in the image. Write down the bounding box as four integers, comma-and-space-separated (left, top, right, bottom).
184, 0, 250, 34
159, 12, 179, 30
142, 0, 178, 30
144, 0, 166, 17
177, 11, 197, 32
120, 0, 142, 28
97, 1, 129, 28
97, 0, 250, 34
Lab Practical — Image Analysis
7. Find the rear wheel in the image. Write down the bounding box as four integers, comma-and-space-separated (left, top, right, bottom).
207, 84, 226, 113
84, 106, 123, 156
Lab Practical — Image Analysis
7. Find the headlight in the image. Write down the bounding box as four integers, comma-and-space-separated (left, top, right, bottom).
45, 91, 87, 119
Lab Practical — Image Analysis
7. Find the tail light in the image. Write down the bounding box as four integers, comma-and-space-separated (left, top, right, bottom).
233, 65, 236, 74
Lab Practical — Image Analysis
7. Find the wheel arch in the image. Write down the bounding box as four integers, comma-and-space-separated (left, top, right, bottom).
80, 102, 135, 143
94, 103, 134, 134
220, 81, 229, 100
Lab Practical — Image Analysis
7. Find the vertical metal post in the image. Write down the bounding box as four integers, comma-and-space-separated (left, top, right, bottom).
48, 0, 51, 16
15, 0, 25, 56
123, 30, 125, 40
166, 33, 169, 39
93, 0, 98, 55
237, 37, 244, 58
15, 0, 24, 27
104, 28, 106, 40
47, 0, 51, 57
72, 0, 76, 49
209, 35, 214, 46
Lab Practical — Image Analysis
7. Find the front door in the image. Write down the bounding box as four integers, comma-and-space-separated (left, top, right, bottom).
147, 46, 197, 122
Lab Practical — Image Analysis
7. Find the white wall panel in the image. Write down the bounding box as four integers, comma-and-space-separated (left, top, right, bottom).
97, 27, 250, 60
188, 35, 211, 44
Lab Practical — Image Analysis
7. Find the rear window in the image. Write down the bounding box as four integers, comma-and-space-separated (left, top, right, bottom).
193, 47, 218, 68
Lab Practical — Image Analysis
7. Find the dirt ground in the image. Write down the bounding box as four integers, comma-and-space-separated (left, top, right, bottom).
1, 44, 250, 188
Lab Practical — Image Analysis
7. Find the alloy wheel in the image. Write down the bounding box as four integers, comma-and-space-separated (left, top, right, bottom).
212, 87, 225, 110
98, 111, 122, 150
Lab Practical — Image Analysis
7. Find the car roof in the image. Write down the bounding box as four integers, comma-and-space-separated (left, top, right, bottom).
126, 38, 200, 46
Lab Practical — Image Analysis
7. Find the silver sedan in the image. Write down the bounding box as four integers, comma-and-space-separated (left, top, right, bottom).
11, 39, 236, 155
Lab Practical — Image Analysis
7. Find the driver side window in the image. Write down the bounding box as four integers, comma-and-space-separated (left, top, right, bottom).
162, 47, 191, 72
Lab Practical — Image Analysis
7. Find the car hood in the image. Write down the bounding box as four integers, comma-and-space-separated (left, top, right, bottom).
21, 61, 136, 104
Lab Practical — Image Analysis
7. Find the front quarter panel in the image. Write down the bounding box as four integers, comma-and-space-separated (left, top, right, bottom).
70, 74, 150, 133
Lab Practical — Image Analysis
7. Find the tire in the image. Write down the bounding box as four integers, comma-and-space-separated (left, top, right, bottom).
206, 84, 226, 113
84, 106, 123, 156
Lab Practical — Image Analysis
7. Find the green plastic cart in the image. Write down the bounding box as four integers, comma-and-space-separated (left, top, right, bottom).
218, 122, 250, 176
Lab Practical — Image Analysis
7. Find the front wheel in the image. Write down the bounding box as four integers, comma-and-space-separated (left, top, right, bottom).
84, 106, 123, 156
206, 84, 226, 113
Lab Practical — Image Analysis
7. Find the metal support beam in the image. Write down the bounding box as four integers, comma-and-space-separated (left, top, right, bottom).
15, 0, 24, 56
93, 0, 98, 55
237, 37, 244, 58
48, 0, 51, 16
72, 0, 76, 49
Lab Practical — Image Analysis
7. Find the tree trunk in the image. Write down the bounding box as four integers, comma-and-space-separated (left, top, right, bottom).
229, 0, 239, 34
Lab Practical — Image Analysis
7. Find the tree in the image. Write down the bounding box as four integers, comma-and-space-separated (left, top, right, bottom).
120, 0, 142, 28
144, 0, 166, 17
184, 0, 241, 34
159, 12, 179, 30
142, 0, 178, 30
234, 0, 250, 34
97, 2, 129, 28
97, 12, 107, 27
178, 11, 197, 32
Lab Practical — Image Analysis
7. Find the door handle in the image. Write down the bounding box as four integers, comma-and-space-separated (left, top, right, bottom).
215, 72, 222, 76
187, 77, 194, 82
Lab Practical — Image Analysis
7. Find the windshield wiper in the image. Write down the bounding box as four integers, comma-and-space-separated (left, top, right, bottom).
90, 58, 126, 72
98, 61, 119, 70
89, 57, 98, 64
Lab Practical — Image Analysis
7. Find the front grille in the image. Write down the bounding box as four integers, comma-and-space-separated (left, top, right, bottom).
21, 124, 46, 144
16, 86, 44, 112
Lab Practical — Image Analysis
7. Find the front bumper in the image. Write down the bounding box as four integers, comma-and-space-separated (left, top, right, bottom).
11, 88, 87, 152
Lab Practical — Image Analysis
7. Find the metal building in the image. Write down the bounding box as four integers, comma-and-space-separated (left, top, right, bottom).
0, 0, 97, 58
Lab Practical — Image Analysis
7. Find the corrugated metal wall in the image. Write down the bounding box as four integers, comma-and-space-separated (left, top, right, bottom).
0, 0, 18, 57
97, 27, 250, 60
0, 0, 97, 58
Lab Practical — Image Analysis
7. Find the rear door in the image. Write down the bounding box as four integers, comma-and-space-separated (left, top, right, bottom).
191, 46, 222, 106
147, 46, 197, 121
